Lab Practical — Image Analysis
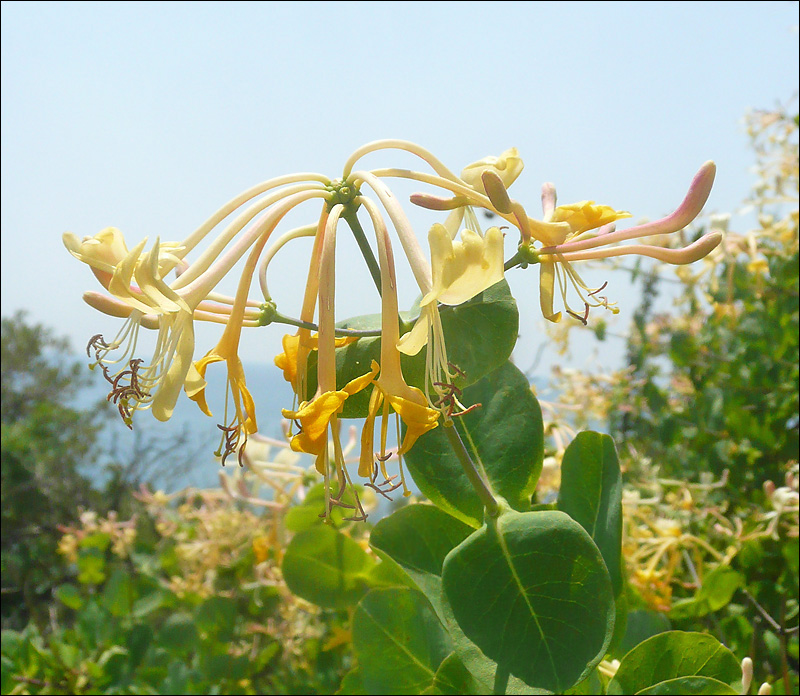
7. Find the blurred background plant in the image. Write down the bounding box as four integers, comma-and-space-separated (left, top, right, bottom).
538, 100, 799, 693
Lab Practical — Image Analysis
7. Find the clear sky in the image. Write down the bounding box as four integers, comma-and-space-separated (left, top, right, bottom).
2, 1, 798, 387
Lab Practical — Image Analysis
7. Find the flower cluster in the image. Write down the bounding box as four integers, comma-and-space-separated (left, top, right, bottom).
66, 142, 721, 518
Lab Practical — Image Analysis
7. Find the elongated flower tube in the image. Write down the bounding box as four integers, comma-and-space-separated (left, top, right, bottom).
278, 204, 377, 520
67, 178, 329, 429
356, 196, 440, 495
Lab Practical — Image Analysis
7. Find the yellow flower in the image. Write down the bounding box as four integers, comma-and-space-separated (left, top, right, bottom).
356, 197, 440, 493
460, 147, 524, 196
548, 201, 632, 234
281, 365, 378, 472
397, 223, 504, 412
534, 162, 721, 323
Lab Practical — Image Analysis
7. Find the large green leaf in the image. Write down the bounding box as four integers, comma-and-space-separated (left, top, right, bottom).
370, 504, 473, 617
282, 525, 376, 608
370, 504, 539, 694
431, 652, 483, 695
305, 279, 519, 417
608, 631, 741, 695
352, 588, 452, 695
442, 509, 615, 692
668, 567, 744, 620
557, 432, 623, 598
405, 360, 544, 528
557, 432, 626, 648
636, 676, 738, 695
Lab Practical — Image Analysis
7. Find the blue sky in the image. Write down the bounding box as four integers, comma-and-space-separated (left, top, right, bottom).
2, 1, 798, 388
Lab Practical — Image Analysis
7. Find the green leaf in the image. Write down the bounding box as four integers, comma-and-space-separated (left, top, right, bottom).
431, 652, 483, 695
156, 613, 199, 657
370, 504, 474, 617
352, 588, 452, 695
126, 623, 152, 671
636, 676, 738, 695
608, 631, 741, 695
370, 505, 534, 693
102, 568, 135, 617
54, 583, 84, 610
442, 509, 615, 692
614, 609, 671, 658
337, 666, 368, 695
282, 525, 376, 608
557, 432, 624, 599
195, 596, 237, 641
669, 567, 743, 620
307, 279, 519, 417
405, 361, 544, 528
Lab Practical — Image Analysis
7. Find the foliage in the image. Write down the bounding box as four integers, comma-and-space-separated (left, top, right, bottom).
1, 312, 104, 630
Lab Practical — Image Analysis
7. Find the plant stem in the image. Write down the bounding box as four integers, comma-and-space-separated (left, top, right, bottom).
271, 311, 382, 337
343, 210, 382, 297
443, 422, 499, 518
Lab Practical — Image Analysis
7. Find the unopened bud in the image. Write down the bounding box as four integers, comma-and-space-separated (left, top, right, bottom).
410, 193, 470, 211
482, 170, 513, 214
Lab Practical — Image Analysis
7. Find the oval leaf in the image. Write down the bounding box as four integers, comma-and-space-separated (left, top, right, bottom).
557, 431, 623, 598
282, 525, 376, 608
370, 504, 473, 615
609, 631, 741, 695
352, 588, 452, 695
442, 509, 615, 692
405, 361, 544, 528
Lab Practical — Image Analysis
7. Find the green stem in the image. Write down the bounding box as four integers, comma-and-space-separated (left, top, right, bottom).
492, 665, 510, 695
503, 250, 525, 271
343, 210, 382, 297
271, 311, 382, 337
443, 422, 499, 518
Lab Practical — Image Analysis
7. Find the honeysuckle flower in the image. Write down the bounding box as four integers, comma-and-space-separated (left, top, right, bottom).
356, 196, 440, 493
397, 222, 504, 412
68, 176, 330, 432
275, 204, 378, 519
460, 147, 524, 196
530, 162, 721, 323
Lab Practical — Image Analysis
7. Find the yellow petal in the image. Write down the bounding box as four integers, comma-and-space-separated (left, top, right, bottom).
188, 352, 225, 417
461, 147, 524, 194
283, 391, 348, 443
436, 227, 505, 306
396, 308, 430, 356
343, 361, 380, 396
151, 313, 197, 421
550, 201, 632, 234
539, 261, 562, 323
385, 389, 440, 454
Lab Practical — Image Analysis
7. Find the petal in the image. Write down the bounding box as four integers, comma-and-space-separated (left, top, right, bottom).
151, 313, 197, 422
359, 386, 385, 478
396, 309, 430, 356
539, 261, 562, 323
461, 147, 524, 193
385, 390, 440, 454
188, 352, 225, 416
